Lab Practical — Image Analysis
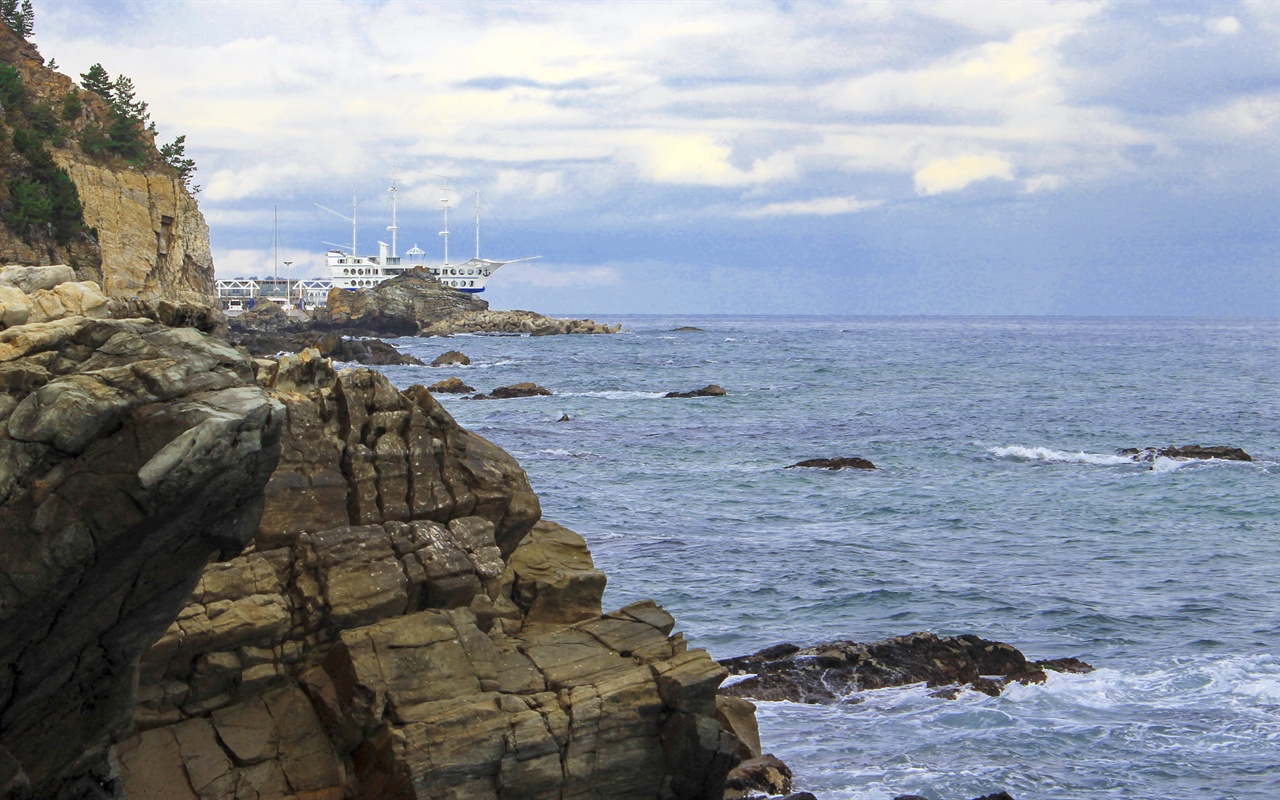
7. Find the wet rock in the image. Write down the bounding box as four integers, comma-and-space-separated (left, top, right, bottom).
1120, 444, 1252, 462
665, 384, 727, 398
724, 753, 793, 798
473, 382, 553, 400
431, 349, 471, 366
672, 326, 704, 332
720, 632, 1094, 703
429, 376, 477, 394
314, 332, 425, 366
787, 456, 877, 470
558, 413, 571, 422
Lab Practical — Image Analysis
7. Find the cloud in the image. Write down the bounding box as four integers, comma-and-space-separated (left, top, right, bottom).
627, 132, 797, 186
1205, 16, 1241, 36
740, 195, 882, 218
1022, 173, 1065, 193
913, 154, 1015, 195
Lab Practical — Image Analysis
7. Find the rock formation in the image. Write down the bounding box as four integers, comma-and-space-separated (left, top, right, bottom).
665, 385, 726, 399
720, 633, 1093, 704
0, 25, 214, 304
112, 355, 744, 799
0, 262, 751, 798
1119, 445, 1252, 462
0, 274, 283, 797
420, 310, 621, 337
428, 377, 476, 394
786, 457, 877, 470
431, 350, 470, 367
316, 268, 489, 336
471, 382, 553, 400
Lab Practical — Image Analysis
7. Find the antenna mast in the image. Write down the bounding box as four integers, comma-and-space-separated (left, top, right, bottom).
352, 191, 358, 258
439, 180, 451, 266
273, 205, 279, 279
388, 178, 398, 258
475, 191, 482, 259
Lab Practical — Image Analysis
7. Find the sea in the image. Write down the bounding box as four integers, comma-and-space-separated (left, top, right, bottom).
375, 315, 1279, 800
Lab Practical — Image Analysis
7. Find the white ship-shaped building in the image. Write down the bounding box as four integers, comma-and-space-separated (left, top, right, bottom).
216, 178, 535, 311
327, 179, 535, 294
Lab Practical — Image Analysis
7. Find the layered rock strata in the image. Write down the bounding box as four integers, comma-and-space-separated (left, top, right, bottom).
115, 352, 744, 798
0, 298, 283, 797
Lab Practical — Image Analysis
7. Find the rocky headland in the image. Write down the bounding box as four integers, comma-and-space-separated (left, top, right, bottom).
0, 267, 750, 799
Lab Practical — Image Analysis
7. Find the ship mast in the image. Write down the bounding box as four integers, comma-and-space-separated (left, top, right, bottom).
439, 180, 450, 266
351, 191, 358, 258
474, 191, 481, 260
387, 178, 398, 259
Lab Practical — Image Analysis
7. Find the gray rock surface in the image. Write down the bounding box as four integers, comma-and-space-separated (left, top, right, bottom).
0, 314, 283, 799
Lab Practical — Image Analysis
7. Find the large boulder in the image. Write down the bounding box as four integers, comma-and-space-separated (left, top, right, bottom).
0, 315, 283, 799
316, 267, 488, 336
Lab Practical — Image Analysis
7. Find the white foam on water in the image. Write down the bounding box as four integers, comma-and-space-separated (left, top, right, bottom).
989, 444, 1135, 465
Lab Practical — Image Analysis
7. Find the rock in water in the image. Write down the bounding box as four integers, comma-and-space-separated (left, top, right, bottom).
476, 382, 553, 399
431, 349, 471, 366
428, 376, 477, 394
665, 384, 727, 398
720, 632, 1094, 703
316, 266, 488, 336
0, 315, 284, 798
787, 456, 877, 470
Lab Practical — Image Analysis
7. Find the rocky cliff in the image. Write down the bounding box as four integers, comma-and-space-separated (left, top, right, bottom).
0, 24, 214, 303
0, 268, 748, 799
0, 269, 282, 798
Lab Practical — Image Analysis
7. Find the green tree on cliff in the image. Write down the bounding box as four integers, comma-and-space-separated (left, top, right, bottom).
79, 63, 112, 100
1, 0, 34, 39
159, 134, 198, 192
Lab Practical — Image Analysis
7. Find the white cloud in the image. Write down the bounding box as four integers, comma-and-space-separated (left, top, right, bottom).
914, 154, 1015, 195
1205, 16, 1242, 36
626, 132, 797, 187
1022, 173, 1065, 193
1202, 95, 1280, 137
740, 195, 882, 218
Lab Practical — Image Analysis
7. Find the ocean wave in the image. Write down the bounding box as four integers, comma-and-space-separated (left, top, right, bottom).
989, 445, 1135, 465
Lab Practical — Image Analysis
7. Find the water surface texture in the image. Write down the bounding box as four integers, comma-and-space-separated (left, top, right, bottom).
378, 316, 1279, 800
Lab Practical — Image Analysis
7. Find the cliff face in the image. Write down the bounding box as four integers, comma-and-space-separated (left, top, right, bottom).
56, 160, 214, 302
116, 354, 741, 799
0, 267, 748, 799
0, 270, 283, 798
0, 24, 215, 303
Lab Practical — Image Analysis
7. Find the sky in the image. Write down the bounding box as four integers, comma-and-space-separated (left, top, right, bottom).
29, 0, 1280, 315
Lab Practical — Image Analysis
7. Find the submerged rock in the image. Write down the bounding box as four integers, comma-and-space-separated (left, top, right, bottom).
787, 456, 877, 470
665, 384, 727, 398
720, 633, 1093, 703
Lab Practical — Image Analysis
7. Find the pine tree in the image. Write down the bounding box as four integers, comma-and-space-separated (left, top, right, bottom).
110, 74, 148, 124
80, 64, 112, 100
1, 0, 34, 39
160, 134, 198, 192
